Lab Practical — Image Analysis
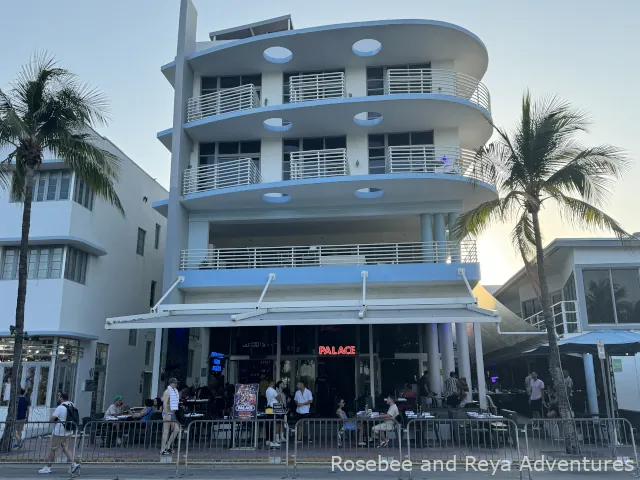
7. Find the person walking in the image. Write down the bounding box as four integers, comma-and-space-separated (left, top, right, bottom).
160, 378, 180, 455
14, 388, 30, 449
39, 392, 80, 474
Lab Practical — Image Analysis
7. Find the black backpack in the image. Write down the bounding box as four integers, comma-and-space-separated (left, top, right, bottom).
63, 403, 80, 432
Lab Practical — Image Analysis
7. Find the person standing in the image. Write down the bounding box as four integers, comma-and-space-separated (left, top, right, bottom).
418, 371, 434, 409
160, 378, 180, 455
528, 372, 545, 418
39, 392, 80, 474
294, 380, 313, 442
14, 388, 30, 449
265, 380, 283, 447
457, 377, 470, 408
443, 372, 459, 408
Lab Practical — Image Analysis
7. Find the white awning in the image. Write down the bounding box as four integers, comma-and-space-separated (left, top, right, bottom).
106, 299, 498, 330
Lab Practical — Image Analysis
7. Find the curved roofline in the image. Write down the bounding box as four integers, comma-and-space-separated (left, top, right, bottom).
161, 19, 488, 72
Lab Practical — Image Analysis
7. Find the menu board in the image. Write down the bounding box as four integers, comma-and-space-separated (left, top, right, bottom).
232, 383, 259, 419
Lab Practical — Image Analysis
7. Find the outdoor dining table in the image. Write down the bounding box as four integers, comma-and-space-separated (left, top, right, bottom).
185, 399, 208, 414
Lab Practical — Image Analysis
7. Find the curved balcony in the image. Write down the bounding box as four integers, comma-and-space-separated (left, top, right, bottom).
182, 159, 261, 195
290, 148, 349, 180
186, 84, 260, 122
387, 145, 489, 182
385, 68, 490, 113
180, 240, 477, 270
289, 72, 346, 103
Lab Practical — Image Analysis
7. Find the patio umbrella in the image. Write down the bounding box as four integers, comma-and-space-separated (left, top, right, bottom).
526, 330, 640, 420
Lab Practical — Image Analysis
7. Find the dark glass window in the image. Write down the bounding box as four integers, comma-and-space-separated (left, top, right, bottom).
218, 142, 239, 155
302, 138, 323, 151
411, 131, 434, 145
368, 135, 386, 175
324, 136, 347, 150
583, 269, 616, 324
612, 269, 640, 323
366, 67, 384, 96
388, 133, 410, 146
220, 76, 241, 89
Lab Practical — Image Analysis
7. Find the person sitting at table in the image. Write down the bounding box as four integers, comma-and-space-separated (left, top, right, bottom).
370, 395, 399, 448
105, 396, 125, 418
153, 397, 163, 412
543, 387, 559, 418
457, 378, 470, 407
336, 398, 365, 447
132, 399, 155, 422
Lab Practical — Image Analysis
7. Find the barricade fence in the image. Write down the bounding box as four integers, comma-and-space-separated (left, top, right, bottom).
0, 421, 78, 464
184, 418, 289, 467
0, 416, 637, 477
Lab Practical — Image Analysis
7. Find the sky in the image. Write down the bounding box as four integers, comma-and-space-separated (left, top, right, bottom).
1, 0, 639, 285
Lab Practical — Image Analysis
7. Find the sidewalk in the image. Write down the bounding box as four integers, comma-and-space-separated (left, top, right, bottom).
0, 464, 635, 480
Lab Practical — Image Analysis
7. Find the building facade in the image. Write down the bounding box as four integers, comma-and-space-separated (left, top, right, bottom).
0, 132, 167, 419
107, 1, 500, 410
493, 237, 640, 415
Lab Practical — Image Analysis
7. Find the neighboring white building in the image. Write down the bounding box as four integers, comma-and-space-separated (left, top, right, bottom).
0, 132, 167, 420
106, 2, 501, 412
493, 237, 640, 414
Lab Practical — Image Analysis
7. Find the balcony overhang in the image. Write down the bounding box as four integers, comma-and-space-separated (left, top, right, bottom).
0, 236, 107, 256
157, 95, 492, 151
161, 19, 488, 87
106, 300, 498, 330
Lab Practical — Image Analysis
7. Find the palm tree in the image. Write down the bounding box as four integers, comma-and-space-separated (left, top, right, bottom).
0, 54, 124, 452
454, 91, 632, 453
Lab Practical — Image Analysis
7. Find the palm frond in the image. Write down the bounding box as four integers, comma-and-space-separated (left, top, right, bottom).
552, 193, 632, 241
452, 191, 523, 239
510, 212, 536, 261
542, 144, 628, 207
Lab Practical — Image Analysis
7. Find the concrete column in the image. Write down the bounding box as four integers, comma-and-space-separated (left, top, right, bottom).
276, 326, 281, 382
187, 220, 210, 266
455, 323, 473, 402
433, 213, 446, 263
439, 323, 455, 380
473, 324, 488, 410
426, 324, 441, 397
448, 212, 462, 262
420, 214, 434, 262
369, 325, 375, 408
151, 329, 163, 398
583, 353, 599, 416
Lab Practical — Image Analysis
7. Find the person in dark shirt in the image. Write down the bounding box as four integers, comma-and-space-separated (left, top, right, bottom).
14, 388, 30, 448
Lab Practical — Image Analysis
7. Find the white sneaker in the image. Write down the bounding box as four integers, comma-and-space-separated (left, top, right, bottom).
38, 466, 52, 474
270, 441, 281, 448
71, 462, 81, 474
278, 435, 286, 443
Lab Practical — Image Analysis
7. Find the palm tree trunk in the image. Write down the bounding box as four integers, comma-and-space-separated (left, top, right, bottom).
531, 210, 579, 454
0, 166, 35, 453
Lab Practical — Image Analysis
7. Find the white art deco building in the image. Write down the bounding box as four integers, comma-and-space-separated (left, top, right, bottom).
107, 0, 499, 412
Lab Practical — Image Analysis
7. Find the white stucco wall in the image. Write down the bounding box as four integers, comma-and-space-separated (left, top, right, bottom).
260, 138, 283, 182
346, 134, 368, 175
261, 72, 282, 107
345, 67, 366, 98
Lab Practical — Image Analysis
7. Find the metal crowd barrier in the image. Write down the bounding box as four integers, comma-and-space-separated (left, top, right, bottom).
292, 417, 403, 477
184, 418, 289, 468
0, 421, 79, 465
524, 418, 639, 475
405, 417, 522, 475
76, 419, 181, 473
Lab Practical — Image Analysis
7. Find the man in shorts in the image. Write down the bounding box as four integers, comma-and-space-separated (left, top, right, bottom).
371, 395, 399, 448
161, 378, 180, 455
39, 392, 80, 474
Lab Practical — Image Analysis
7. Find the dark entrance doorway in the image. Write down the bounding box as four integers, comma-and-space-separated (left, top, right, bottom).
317, 357, 355, 416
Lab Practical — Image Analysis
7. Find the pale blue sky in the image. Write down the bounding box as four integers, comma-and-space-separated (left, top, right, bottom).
2, 0, 639, 284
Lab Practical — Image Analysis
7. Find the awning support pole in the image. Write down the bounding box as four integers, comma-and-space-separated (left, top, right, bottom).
151, 276, 184, 313
232, 273, 276, 322
458, 268, 476, 303
257, 273, 276, 309
359, 271, 368, 319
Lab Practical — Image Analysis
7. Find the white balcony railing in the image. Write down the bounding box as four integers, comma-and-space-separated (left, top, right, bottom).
289, 72, 346, 103
289, 148, 349, 180
186, 84, 260, 122
385, 68, 491, 113
523, 301, 581, 335
182, 158, 262, 195
180, 240, 477, 270
387, 145, 491, 183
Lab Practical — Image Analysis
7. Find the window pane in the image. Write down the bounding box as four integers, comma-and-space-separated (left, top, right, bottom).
66, 249, 76, 281
2, 250, 16, 280
242, 74, 261, 87
154, 224, 161, 250
410, 131, 434, 145
367, 67, 383, 79
324, 136, 346, 149
611, 269, 640, 323
80, 252, 87, 284
388, 133, 410, 146
218, 142, 239, 155
302, 138, 323, 151
59, 173, 71, 200
220, 76, 241, 89
201, 77, 218, 93
28, 249, 38, 279
368, 135, 385, 149
583, 269, 616, 324
36, 177, 46, 202
128, 330, 137, 346
240, 141, 261, 154
50, 248, 63, 278
283, 139, 300, 153
200, 143, 216, 156
46, 173, 59, 200
37, 248, 50, 279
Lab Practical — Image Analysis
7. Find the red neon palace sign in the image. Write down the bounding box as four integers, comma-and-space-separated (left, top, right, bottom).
318, 345, 356, 356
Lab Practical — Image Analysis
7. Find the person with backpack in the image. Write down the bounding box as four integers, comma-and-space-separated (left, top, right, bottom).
39, 392, 80, 474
